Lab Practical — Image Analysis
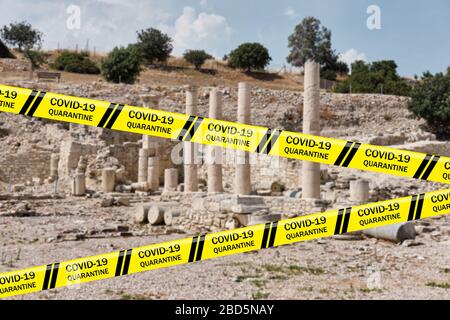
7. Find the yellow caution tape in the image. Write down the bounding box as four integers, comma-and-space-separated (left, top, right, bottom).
1, 84, 450, 184
0, 188, 449, 298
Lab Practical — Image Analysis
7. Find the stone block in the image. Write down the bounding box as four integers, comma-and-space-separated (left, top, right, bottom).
231, 204, 269, 214
248, 214, 282, 226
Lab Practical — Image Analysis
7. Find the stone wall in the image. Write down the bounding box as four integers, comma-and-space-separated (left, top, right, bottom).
99, 128, 141, 146
108, 142, 140, 181
158, 192, 327, 233
0, 150, 52, 183
59, 139, 100, 176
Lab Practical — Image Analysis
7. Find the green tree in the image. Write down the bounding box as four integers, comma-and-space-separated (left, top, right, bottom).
335, 60, 411, 96
371, 60, 399, 80
351, 60, 369, 74
101, 45, 143, 84
320, 54, 349, 80
228, 42, 272, 72
409, 72, 450, 137
287, 17, 333, 67
23, 50, 45, 70
421, 70, 433, 80
136, 28, 173, 64
0, 21, 42, 51
183, 49, 212, 70
287, 17, 348, 81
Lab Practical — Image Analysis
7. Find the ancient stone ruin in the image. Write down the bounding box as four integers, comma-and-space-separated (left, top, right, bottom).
1, 63, 446, 243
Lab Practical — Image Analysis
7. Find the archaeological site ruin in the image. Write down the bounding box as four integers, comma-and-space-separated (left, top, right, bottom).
0, 56, 449, 300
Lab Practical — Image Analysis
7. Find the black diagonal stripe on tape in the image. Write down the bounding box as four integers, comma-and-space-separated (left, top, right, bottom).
195, 234, 206, 262
334, 141, 353, 166
264, 129, 283, 155
421, 156, 440, 180
97, 103, 116, 128
26, 91, 46, 117
414, 193, 425, 220
188, 236, 199, 263
185, 116, 204, 142
176, 115, 196, 141
122, 249, 132, 275
41, 264, 53, 290
49, 263, 60, 289
267, 221, 278, 248
19, 90, 39, 115
115, 250, 125, 277
413, 154, 432, 179
255, 129, 272, 153
341, 207, 352, 234
341, 142, 361, 167
407, 194, 418, 221
260, 222, 271, 249
334, 209, 345, 235
105, 103, 124, 129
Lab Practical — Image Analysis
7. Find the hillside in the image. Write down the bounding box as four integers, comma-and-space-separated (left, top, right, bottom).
0, 50, 304, 91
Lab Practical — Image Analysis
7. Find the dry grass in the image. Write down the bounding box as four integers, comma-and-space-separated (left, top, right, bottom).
1, 51, 304, 91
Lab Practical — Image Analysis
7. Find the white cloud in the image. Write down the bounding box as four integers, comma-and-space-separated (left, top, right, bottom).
0, 0, 172, 53
160, 6, 231, 56
284, 7, 297, 18
339, 48, 367, 72
95, 0, 130, 5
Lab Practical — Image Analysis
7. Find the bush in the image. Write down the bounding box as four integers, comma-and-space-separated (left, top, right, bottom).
101, 45, 143, 84
334, 60, 411, 96
64, 59, 100, 74
228, 42, 271, 72
409, 72, 450, 137
52, 51, 100, 74
136, 28, 173, 64
183, 50, 212, 70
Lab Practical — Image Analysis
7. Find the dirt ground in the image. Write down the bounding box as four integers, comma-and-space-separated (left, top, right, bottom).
0, 197, 448, 300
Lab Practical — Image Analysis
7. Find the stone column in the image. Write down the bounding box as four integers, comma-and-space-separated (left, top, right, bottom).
184, 85, 198, 192
138, 148, 148, 183
235, 82, 251, 195
350, 179, 370, 203
141, 95, 160, 155
147, 156, 160, 191
72, 173, 86, 196
102, 168, 116, 192
164, 168, 178, 192
140, 95, 161, 191
351, 179, 416, 242
302, 60, 321, 199
207, 89, 223, 193
50, 154, 59, 178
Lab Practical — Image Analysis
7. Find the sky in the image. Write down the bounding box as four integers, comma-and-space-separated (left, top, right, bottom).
0, 0, 449, 77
